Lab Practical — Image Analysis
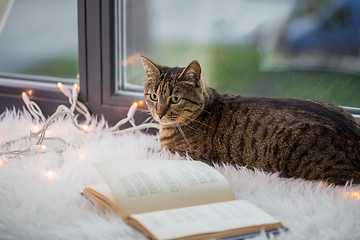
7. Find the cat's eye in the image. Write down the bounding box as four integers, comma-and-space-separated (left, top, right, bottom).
170, 96, 181, 104
150, 93, 158, 101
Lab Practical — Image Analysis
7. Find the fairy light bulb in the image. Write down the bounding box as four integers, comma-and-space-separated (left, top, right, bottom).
138, 100, 144, 106
74, 83, 80, 91
46, 170, 56, 181
81, 125, 89, 132
21, 92, 30, 104
30, 145, 47, 151
77, 151, 86, 160
32, 125, 40, 132
57, 82, 71, 97
72, 83, 79, 99
127, 102, 138, 119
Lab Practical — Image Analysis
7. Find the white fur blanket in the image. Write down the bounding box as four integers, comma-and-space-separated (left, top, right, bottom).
0, 109, 359, 240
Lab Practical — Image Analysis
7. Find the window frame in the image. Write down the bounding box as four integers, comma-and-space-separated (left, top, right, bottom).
0, 0, 358, 124
0, 0, 147, 125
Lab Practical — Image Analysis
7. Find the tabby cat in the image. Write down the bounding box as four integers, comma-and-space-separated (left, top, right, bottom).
141, 56, 360, 185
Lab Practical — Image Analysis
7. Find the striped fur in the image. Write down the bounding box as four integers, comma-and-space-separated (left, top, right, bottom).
142, 57, 360, 185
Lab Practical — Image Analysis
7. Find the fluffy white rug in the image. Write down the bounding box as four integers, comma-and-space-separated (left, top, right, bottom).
0, 109, 360, 240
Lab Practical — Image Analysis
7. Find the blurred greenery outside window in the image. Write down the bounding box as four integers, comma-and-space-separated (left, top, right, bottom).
0, 0, 78, 84
119, 0, 360, 109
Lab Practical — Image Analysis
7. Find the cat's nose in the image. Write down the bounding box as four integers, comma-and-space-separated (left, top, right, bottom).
157, 111, 166, 119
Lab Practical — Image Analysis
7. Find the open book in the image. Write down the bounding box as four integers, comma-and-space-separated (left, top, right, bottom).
82, 160, 284, 240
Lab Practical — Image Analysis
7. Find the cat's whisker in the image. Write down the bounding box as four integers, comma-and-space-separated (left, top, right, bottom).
160, 121, 176, 126
184, 117, 214, 130
175, 122, 190, 145
179, 120, 202, 132
197, 105, 211, 115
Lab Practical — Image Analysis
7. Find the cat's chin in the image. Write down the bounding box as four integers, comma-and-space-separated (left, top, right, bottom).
156, 118, 187, 127
157, 120, 177, 126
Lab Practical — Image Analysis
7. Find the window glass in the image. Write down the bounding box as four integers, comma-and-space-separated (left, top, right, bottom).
0, 0, 78, 83
118, 0, 360, 108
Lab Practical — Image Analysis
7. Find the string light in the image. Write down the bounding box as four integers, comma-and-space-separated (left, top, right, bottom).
73, 83, 80, 92
57, 82, 90, 123
21, 92, 30, 104
127, 102, 138, 119
30, 145, 47, 151
21, 92, 46, 122
1, 81, 160, 161
72, 83, 79, 99
57, 82, 71, 97
32, 125, 50, 135
0, 81, 158, 185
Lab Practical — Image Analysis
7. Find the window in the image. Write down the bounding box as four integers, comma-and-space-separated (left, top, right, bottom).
0, 0, 359, 125
118, 0, 360, 114
0, 0, 78, 82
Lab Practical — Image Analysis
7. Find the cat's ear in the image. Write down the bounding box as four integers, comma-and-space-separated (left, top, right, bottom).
141, 56, 161, 81
178, 60, 202, 86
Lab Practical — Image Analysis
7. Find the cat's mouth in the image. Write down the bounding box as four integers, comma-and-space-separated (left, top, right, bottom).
155, 116, 176, 126
159, 120, 176, 126
154, 114, 184, 126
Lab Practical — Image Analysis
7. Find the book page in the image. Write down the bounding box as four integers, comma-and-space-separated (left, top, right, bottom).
94, 160, 235, 217
126, 200, 283, 240
82, 184, 120, 213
